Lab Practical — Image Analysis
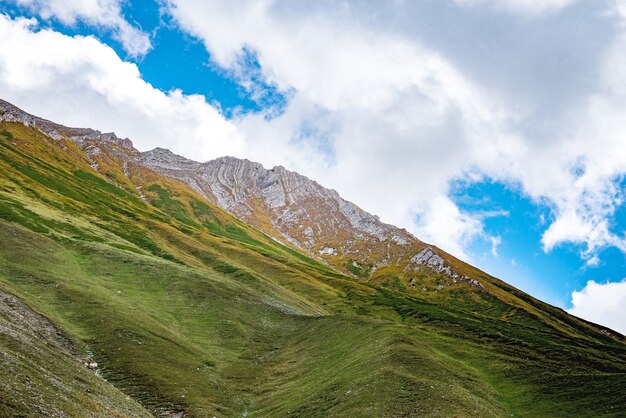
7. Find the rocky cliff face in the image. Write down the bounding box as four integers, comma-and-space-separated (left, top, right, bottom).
1, 99, 479, 287
0, 99, 133, 150
139, 149, 484, 288
141, 147, 423, 274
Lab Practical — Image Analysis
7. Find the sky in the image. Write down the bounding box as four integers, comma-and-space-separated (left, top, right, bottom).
0, 0, 625, 334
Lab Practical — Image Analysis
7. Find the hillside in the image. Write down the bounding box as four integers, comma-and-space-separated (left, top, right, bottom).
141, 148, 420, 280
0, 99, 625, 417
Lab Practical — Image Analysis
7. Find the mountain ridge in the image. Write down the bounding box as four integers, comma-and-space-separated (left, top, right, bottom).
2, 98, 623, 339
2, 98, 623, 337
0, 98, 133, 150
139, 139, 497, 296
1, 98, 625, 417
140, 145, 425, 275
0, 98, 482, 292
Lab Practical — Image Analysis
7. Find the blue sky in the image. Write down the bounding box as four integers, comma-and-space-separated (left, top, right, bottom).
1, 0, 625, 332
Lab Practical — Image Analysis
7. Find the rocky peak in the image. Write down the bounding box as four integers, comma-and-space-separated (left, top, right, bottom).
0, 99, 133, 150
70, 131, 134, 151
0, 99, 44, 128
142, 148, 200, 171
1, 98, 475, 286
140, 149, 423, 275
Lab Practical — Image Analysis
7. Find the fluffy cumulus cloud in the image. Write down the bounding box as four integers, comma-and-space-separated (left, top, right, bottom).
165, 0, 515, 260
568, 280, 626, 334
12, 0, 151, 56
536, 2, 626, 261
414, 196, 484, 260
0, 15, 243, 158
165, 0, 626, 265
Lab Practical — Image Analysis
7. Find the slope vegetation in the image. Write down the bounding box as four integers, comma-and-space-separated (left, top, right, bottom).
0, 103, 625, 417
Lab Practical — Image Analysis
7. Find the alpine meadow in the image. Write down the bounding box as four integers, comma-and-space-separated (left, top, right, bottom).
0, 100, 624, 417
2, 1, 626, 417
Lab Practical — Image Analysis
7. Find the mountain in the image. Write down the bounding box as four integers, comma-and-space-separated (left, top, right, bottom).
141, 145, 490, 293
141, 148, 420, 276
1, 99, 625, 417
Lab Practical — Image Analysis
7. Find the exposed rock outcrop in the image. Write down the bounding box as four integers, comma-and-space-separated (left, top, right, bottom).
140, 148, 421, 274
408, 247, 483, 288
1, 99, 479, 287
0, 99, 133, 150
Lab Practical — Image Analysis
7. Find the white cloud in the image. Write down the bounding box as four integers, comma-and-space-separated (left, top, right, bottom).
0, 15, 243, 159
489, 235, 502, 256
3, 1, 626, 274
414, 195, 484, 260
568, 279, 626, 334
165, 0, 626, 267
453, 0, 576, 14
166, 0, 516, 261
12, 0, 151, 56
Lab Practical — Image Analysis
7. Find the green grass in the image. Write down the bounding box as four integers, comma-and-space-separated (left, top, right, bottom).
0, 120, 625, 417
0, 222, 506, 417
0, 129, 13, 140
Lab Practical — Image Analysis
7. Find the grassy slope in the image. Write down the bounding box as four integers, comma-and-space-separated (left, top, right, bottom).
0, 285, 152, 418
0, 122, 625, 417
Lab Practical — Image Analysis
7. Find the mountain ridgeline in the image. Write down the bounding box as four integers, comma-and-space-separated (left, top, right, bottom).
0, 99, 625, 417
141, 148, 492, 290
141, 148, 420, 275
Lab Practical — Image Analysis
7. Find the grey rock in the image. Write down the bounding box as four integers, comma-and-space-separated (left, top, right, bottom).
409, 247, 483, 288
140, 149, 418, 269
1, 99, 481, 286
0, 99, 133, 150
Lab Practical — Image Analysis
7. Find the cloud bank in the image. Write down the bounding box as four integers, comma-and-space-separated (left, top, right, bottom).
569, 279, 626, 334
454, 0, 576, 15
2, 1, 626, 269
12, 0, 151, 56
0, 15, 243, 159
166, 0, 626, 265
